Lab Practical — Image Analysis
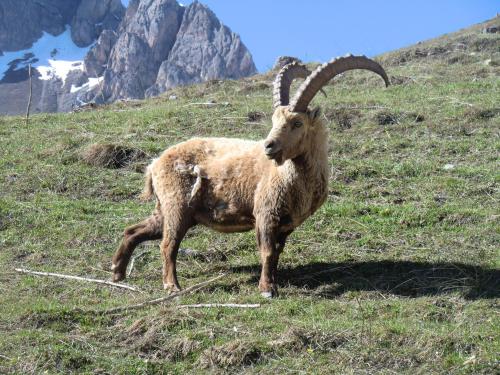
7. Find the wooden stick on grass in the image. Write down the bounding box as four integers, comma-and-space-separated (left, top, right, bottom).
103, 273, 226, 314
179, 303, 260, 309
15, 268, 140, 292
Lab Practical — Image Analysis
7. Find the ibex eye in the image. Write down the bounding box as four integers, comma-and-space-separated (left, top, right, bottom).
293, 120, 303, 128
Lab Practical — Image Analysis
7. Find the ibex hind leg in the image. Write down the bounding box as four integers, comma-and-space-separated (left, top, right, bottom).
159, 203, 195, 293
112, 206, 163, 282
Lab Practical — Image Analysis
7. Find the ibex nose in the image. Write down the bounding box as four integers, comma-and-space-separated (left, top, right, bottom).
264, 140, 280, 155
264, 140, 275, 149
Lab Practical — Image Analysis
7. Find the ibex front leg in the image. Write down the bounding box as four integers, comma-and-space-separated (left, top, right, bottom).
112, 207, 163, 281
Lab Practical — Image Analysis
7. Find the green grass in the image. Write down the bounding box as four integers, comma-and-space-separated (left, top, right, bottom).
0, 21, 499, 374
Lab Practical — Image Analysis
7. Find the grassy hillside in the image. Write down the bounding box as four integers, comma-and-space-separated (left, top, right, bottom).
1, 17, 499, 374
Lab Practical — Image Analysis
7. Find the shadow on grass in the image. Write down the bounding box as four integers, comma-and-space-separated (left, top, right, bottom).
232, 260, 500, 299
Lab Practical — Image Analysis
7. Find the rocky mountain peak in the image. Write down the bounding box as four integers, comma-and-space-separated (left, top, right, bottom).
96, 0, 257, 102
0, 0, 257, 114
144, 1, 256, 97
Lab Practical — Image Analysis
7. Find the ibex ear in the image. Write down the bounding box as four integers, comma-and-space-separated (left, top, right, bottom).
308, 107, 321, 122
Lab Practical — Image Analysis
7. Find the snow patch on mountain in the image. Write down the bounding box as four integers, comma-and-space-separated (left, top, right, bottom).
0, 28, 90, 82
38, 60, 84, 83
70, 76, 103, 93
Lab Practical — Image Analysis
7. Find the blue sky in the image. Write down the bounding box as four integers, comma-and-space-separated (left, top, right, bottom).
121, 1, 499, 72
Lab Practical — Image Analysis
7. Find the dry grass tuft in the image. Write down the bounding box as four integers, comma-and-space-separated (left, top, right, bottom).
123, 313, 197, 340
198, 340, 262, 369
268, 328, 347, 353
390, 75, 416, 85
237, 81, 271, 93
407, 112, 426, 122
80, 143, 147, 169
136, 333, 200, 361
120, 314, 201, 361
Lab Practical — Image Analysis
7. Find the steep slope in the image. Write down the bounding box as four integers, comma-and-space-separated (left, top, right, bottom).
0, 16, 498, 375
379, 15, 499, 67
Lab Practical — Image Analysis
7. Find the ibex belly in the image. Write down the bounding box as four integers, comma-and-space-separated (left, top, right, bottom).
192, 174, 256, 233
194, 199, 255, 233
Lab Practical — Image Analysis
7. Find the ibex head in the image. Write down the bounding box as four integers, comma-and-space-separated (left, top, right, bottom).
264, 55, 390, 164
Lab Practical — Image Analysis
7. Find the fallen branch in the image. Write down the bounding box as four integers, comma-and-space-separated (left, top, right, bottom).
15, 268, 140, 292
103, 273, 225, 314
126, 249, 151, 277
336, 105, 388, 110
179, 303, 260, 309
182, 102, 230, 107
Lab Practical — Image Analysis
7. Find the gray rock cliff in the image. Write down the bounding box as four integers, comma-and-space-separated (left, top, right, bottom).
100, 0, 185, 101
97, 0, 257, 101
0, 0, 77, 52
84, 30, 118, 77
0, 0, 257, 114
0, 0, 125, 51
145, 1, 256, 97
70, 0, 125, 47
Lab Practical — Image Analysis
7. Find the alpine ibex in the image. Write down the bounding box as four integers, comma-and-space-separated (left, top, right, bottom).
111, 55, 390, 298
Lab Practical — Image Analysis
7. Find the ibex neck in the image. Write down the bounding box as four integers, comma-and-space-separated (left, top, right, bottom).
294, 120, 329, 175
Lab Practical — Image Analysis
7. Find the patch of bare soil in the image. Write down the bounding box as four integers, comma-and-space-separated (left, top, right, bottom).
325, 108, 362, 130
375, 111, 400, 125
247, 111, 266, 122
465, 107, 499, 120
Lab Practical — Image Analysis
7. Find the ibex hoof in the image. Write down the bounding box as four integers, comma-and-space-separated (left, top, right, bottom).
261, 291, 274, 299
112, 272, 125, 282
163, 283, 181, 294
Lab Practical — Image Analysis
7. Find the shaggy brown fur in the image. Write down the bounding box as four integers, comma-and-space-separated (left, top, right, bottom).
111, 106, 329, 297
111, 55, 389, 297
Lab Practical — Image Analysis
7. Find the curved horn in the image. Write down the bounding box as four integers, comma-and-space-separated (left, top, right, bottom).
289, 55, 390, 112
273, 62, 312, 108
